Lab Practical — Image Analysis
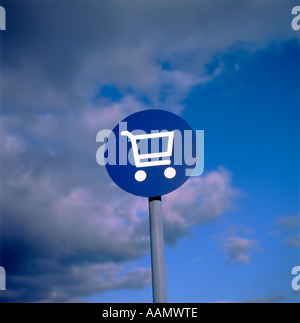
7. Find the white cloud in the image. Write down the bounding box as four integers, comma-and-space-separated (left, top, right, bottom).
221, 236, 259, 265
275, 215, 300, 232
284, 235, 300, 248
273, 214, 300, 248
164, 167, 239, 245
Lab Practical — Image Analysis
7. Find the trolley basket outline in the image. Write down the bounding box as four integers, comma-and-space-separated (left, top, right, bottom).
121, 130, 176, 181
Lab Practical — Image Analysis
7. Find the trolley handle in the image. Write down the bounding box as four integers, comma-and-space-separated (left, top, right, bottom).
121, 131, 135, 140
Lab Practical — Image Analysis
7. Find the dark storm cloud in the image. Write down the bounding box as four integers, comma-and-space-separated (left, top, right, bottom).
2, 260, 151, 303
0, 114, 239, 301
1, 0, 296, 113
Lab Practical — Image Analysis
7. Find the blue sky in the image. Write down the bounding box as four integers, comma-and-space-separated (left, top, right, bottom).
184, 40, 299, 215
0, 0, 299, 303
183, 40, 300, 302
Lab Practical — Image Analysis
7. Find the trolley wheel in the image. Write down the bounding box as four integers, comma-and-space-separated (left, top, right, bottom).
135, 170, 147, 182
164, 167, 176, 179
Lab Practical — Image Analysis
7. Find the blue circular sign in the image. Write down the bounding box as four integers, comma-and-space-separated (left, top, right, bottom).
105, 109, 197, 197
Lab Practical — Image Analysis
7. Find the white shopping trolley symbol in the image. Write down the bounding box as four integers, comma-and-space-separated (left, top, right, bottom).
121, 131, 177, 182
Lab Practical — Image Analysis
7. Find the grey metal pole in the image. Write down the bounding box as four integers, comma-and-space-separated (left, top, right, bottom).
148, 196, 167, 303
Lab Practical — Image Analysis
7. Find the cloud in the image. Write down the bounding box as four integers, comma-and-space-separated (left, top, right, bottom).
275, 215, 300, 232
243, 295, 285, 303
1, 0, 297, 113
163, 167, 239, 246
0, 104, 239, 301
218, 294, 285, 303
221, 236, 259, 265
0, 99, 152, 302
2, 262, 151, 303
283, 235, 300, 248
273, 214, 300, 248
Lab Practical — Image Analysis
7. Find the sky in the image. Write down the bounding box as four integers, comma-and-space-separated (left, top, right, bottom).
0, 0, 299, 303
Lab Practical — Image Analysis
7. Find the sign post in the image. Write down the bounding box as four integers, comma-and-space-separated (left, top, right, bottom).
103, 109, 199, 303
148, 196, 167, 303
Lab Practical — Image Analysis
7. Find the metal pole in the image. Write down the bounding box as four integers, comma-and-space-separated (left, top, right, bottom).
148, 196, 167, 303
